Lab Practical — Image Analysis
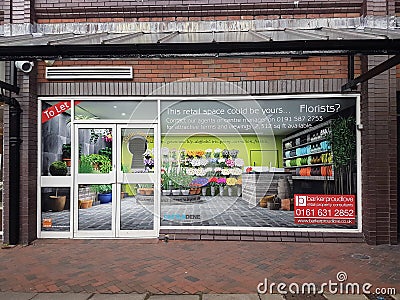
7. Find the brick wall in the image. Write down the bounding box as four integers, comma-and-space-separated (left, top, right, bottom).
34, 0, 363, 21
37, 56, 361, 83
1, 0, 34, 25
365, 0, 395, 16
361, 55, 398, 245
0, 0, 8, 24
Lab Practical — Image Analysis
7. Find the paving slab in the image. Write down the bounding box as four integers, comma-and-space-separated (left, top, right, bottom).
0, 292, 37, 300
148, 296, 200, 300
32, 293, 92, 300
259, 295, 285, 300
91, 294, 147, 300
31, 293, 92, 300
203, 295, 258, 300
203, 294, 284, 299
323, 294, 368, 300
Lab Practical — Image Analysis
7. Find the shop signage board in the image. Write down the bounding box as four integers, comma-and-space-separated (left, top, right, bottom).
294, 194, 356, 225
42, 100, 81, 123
160, 98, 354, 135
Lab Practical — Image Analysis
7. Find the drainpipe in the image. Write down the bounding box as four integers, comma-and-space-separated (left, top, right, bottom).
0, 95, 22, 245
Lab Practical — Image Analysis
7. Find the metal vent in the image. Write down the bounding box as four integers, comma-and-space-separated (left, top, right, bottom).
46, 66, 133, 79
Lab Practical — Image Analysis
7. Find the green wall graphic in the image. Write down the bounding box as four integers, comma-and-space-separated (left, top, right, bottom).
160, 135, 282, 167
121, 134, 283, 168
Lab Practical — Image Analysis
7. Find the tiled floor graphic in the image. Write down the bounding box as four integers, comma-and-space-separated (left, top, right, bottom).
42, 196, 356, 231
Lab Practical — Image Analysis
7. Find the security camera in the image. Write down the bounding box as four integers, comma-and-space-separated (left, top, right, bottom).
15, 61, 34, 73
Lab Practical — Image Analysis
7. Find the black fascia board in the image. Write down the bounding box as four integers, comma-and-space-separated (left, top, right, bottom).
0, 39, 400, 59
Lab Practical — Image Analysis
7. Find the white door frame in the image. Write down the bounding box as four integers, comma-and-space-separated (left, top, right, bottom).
116, 123, 159, 238
73, 122, 159, 238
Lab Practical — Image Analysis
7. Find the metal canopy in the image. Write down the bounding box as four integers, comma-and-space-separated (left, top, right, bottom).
0, 27, 399, 59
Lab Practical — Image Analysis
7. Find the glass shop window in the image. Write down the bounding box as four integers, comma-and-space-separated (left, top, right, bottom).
41, 101, 72, 176
41, 187, 70, 232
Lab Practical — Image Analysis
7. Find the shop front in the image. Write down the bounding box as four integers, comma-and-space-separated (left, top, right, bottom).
38, 94, 360, 239
1, 0, 399, 245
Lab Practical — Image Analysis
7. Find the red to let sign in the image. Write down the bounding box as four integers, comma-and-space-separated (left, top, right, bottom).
294, 194, 356, 225
42, 100, 81, 123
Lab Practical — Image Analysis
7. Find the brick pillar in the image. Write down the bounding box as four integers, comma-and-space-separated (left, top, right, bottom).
365, 0, 395, 15
1, 0, 11, 24
2, 0, 34, 24
361, 55, 398, 245
1, 0, 37, 244
3, 104, 9, 244
2, 0, 34, 36
2, 67, 38, 245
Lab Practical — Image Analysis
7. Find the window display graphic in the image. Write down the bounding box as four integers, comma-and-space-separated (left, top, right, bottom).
160, 97, 358, 229
39, 96, 358, 235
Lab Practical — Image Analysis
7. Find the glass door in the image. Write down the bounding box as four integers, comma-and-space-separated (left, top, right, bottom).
73, 123, 159, 238
74, 124, 117, 238
116, 124, 159, 238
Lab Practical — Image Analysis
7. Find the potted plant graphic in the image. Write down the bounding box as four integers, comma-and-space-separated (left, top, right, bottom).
217, 177, 226, 196
329, 116, 356, 195
79, 154, 111, 174
180, 173, 193, 196
91, 184, 113, 204
236, 177, 242, 197
191, 177, 208, 196
98, 146, 112, 160
226, 177, 237, 197
169, 173, 181, 196
161, 169, 171, 196
143, 149, 154, 172
49, 188, 66, 212
138, 184, 154, 196
49, 161, 68, 176
61, 144, 72, 167
208, 177, 218, 196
